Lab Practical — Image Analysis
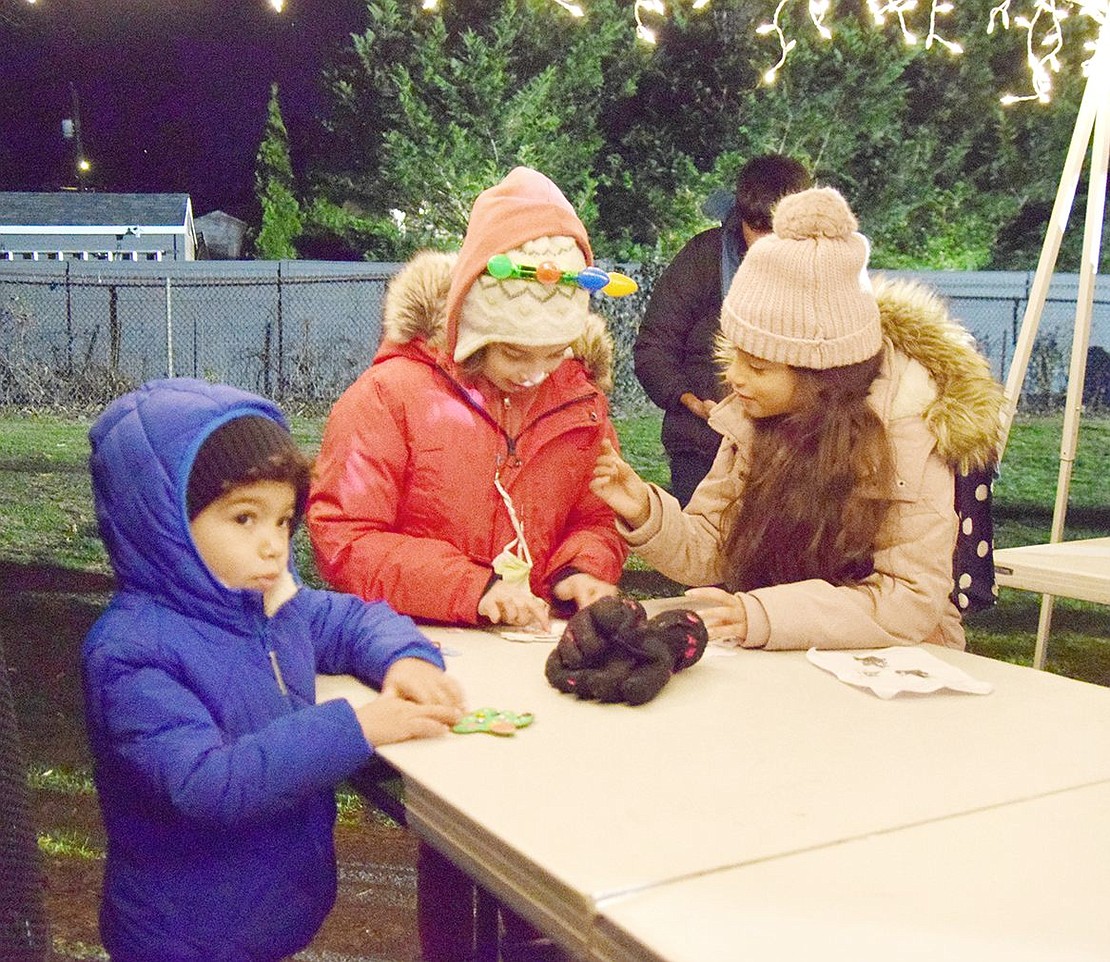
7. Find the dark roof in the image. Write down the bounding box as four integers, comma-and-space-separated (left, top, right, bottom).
195, 210, 248, 228
0, 192, 191, 228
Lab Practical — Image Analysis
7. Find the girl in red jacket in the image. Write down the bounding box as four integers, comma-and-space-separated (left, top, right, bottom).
307, 167, 630, 631
308, 166, 632, 961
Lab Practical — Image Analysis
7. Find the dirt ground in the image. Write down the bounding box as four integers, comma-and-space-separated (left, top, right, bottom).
3, 562, 424, 962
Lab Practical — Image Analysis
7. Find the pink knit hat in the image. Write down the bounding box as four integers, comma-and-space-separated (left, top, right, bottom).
446, 167, 594, 363
720, 186, 881, 370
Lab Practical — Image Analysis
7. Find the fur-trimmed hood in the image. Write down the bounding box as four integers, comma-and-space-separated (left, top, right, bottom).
875, 276, 1003, 472
381, 250, 616, 393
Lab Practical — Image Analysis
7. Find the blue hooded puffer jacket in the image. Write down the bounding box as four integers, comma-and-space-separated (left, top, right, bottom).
83, 378, 443, 962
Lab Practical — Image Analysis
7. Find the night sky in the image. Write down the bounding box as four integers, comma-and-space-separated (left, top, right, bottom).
0, 0, 365, 216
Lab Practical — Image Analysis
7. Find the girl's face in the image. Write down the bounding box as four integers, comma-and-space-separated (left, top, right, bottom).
479, 342, 572, 394
725, 349, 800, 419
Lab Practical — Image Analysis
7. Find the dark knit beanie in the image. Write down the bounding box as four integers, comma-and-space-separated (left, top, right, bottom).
186, 416, 310, 521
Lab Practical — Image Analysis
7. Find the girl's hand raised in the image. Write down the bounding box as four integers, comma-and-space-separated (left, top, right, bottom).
590, 439, 651, 528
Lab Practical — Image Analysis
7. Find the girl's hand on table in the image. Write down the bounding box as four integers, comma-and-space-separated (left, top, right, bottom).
590, 439, 651, 528
684, 587, 748, 645
382, 657, 466, 711
478, 579, 551, 631
552, 572, 619, 610
354, 693, 462, 747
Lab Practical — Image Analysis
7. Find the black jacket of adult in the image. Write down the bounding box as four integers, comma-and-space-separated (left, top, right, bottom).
633, 225, 748, 458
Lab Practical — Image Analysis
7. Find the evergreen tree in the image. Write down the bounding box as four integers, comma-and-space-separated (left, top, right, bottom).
599, 0, 1058, 268
307, 0, 1087, 269
312, 0, 643, 258
254, 83, 303, 260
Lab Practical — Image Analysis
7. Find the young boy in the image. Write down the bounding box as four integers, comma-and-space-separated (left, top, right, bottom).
83, 377, 464, 962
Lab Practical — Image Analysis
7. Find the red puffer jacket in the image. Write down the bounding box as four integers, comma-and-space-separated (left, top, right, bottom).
307, 252, 628, 625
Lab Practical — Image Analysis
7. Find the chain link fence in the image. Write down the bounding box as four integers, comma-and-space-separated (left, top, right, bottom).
0, 261, 395, 414
2, 260, 1109, 414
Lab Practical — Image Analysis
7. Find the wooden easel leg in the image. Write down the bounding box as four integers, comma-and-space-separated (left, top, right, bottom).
997, 23, 1110, 670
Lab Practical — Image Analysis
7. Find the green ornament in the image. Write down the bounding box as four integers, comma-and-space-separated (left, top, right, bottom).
486, 254, 516, 280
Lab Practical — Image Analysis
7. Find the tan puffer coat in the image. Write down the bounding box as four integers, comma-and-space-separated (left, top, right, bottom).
623, 278, 1004, 651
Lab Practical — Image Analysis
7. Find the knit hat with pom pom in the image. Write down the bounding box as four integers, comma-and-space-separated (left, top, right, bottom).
720, 186, 881, 370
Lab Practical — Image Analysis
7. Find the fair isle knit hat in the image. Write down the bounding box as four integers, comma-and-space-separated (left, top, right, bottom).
720, 186, 882, 370
447, 167, 594, 363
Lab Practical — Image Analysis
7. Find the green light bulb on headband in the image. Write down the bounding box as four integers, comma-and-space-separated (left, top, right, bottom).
486, 254, 517, 280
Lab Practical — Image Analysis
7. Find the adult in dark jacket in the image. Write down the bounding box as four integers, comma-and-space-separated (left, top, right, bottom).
634, 155, 811, 504
83, 378, 462, 962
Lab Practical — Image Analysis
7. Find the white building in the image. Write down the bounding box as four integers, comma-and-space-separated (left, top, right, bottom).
0, 191, 197, 262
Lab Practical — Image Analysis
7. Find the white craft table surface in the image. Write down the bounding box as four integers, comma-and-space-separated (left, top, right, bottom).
993, 536, 1110, 604
592, 780, 1110, 962
317, 610, 1110, 955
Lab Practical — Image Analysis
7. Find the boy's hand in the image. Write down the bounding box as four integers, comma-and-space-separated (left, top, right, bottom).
354, 693, 462, 747
590, 439, 651, 528
552, 572, 619, 610
381, 657, 466, 711
478, 579, 550, 631
263, 570, 299, 616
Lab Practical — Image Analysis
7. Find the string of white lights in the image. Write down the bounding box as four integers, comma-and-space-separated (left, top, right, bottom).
14, 0, 1106, 105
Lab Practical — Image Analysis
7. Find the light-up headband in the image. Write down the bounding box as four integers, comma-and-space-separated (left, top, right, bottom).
485, 254, 638, 297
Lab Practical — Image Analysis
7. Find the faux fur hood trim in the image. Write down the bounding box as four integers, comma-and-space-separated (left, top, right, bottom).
875, 277, 1003, 472
382, 249, 615, 392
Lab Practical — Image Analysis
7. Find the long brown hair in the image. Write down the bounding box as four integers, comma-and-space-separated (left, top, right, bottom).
719, 351, 896, 592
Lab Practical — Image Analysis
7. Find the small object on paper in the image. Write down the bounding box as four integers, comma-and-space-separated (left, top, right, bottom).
452, 707, 535, 736
807, 647, 993, 699
497, 619, 566, 643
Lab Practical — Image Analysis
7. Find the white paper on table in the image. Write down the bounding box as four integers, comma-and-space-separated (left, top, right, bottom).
805, 647, 994, 699
496, 619, 567, 643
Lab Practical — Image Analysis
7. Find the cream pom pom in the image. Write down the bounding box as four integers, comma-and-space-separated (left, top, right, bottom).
773, 186, 858, 241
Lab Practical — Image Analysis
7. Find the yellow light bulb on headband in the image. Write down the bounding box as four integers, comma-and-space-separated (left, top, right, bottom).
601, 272, 638, 297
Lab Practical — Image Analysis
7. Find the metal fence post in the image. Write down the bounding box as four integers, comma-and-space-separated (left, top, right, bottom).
276, 262, 285, 400
165, 276, 174, 378
109, 285, 120, 374
64, 262, 74, 377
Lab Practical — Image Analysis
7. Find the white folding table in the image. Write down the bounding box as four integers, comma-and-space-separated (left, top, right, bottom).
592, 781, 1110, 962
317, 612, 1110, 959
993, 537, 1110, 605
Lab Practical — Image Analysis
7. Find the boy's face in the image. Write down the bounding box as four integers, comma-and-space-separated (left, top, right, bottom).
189, 480, 294, 597
479, 342, 572, 394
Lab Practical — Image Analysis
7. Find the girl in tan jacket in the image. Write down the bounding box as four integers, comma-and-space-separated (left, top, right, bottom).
593, 186, 1003, 651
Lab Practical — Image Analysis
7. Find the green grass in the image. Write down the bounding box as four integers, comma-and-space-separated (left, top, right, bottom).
27, 764, 96, 796
994, 417, 1110, 514
37, 830, 105, 861
2, 410, 1108, 683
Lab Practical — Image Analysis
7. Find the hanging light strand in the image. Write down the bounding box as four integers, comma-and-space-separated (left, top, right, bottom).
634, 0, 667, 43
